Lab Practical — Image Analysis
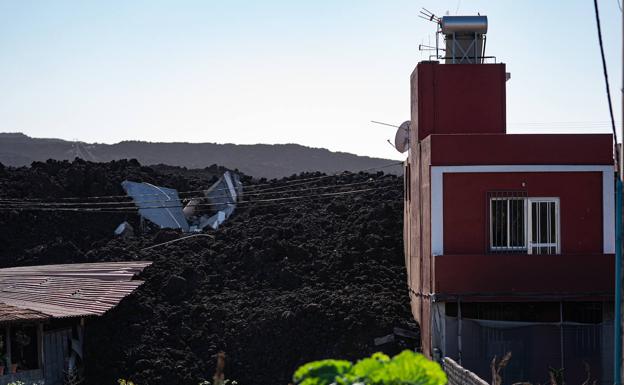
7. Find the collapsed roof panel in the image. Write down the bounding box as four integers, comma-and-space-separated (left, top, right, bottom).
194, 171, 242, 230
122, 181, 190, 232
205, 171, 241, 212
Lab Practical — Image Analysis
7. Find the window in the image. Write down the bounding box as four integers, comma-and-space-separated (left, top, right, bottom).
489, 193, 527, 252
488, 193, 560, 254
528, 198, 560, 255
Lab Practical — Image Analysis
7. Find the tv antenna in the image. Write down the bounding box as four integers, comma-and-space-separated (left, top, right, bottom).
418, 8, 440, 23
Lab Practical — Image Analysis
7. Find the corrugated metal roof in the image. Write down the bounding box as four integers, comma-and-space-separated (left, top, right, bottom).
0, 303, 48, 322
0, 261, 151, 322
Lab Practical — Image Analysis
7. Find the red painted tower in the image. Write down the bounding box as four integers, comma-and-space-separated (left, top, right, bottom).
404, 15, 615, 385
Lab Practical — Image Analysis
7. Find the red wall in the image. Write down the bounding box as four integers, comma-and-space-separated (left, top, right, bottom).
435, 253, 614, 296
429, 134, 614, 166
413, 62, 507, 141
404, 138, 434, 356
442, 172, 604, 254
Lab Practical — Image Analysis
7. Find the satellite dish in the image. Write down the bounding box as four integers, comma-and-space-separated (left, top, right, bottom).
394, 121, 410, 153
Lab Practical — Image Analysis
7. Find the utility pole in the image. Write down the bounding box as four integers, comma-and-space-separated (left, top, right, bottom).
619, 4, 624, 384
615, 5, 624, 385
612, 5, 624, 385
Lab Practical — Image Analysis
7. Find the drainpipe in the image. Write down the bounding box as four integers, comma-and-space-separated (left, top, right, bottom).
457, 298, 462, 365
559, 300, 564, 371
616, 23, 623, 368
615, 178, 622, 385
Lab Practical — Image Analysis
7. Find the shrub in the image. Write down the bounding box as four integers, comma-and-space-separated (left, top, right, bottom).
293, 350, 447, 385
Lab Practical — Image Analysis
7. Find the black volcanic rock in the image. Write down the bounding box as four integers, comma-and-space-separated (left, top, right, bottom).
0, 159, 414, 385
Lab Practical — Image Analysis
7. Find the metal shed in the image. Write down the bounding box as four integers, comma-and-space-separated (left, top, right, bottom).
0, 261, 151, 385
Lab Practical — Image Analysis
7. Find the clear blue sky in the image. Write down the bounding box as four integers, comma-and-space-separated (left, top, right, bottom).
0, 1, 621, 161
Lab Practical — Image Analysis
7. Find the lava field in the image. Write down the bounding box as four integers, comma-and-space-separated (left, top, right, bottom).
0, 159, 415, 385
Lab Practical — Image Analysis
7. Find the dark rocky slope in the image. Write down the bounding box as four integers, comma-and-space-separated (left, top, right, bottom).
0, 133, 402, 179
0, 159, 414, 385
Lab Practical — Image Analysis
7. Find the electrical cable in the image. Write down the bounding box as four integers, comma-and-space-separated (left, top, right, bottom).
0, 161, 403, 203
593, 0, 620, 169
0, 177, 398, 208
0, 184, 401, 212
0, 187, 400, 214
140, 234, 214, 251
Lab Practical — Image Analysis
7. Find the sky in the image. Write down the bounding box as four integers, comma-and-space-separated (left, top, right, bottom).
0, 1, 621, 161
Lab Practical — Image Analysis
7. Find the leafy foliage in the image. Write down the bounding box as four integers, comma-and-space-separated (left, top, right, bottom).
293, 350, 447, 385
293, 359, 353, 385
343, 352, 391, 383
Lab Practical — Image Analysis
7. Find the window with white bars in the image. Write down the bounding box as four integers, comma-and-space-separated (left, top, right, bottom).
528, 198, 560, 255
488, 193, 560, 255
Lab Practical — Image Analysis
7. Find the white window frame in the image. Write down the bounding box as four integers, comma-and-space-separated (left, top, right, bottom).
527, 197, 560, 255
489, 197, 528, 252
488, 196, 561, 254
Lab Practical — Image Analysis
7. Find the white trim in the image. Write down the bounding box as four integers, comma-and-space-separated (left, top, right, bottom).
603, 170, 615, 253
430, 165, 615, 255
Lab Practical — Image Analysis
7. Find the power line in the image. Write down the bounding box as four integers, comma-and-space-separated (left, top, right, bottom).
0, 161, 403, 203
140, 234, 214, 251
0, 178, 396, 208
0, 184, 401, 212
593, 0, 620, 168
0, 195, 403, 214
219, 194, 402, 212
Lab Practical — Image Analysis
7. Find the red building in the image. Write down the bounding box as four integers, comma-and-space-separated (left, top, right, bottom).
404, 16, 615, 385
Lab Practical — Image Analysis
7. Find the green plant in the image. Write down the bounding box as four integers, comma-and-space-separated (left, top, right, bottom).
293, 350, 447, 385
118, 380, 136, 385
293, 359, 353, 385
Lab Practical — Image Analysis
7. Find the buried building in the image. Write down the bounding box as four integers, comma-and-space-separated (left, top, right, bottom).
0, 261, 150, 385
122, 170, 242, 232
403, 15, 615, 385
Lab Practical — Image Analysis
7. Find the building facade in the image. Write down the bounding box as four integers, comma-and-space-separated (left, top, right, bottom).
404, 39, 615, 384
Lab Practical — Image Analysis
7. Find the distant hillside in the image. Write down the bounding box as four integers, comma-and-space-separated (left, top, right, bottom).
0, 133, 402, 178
